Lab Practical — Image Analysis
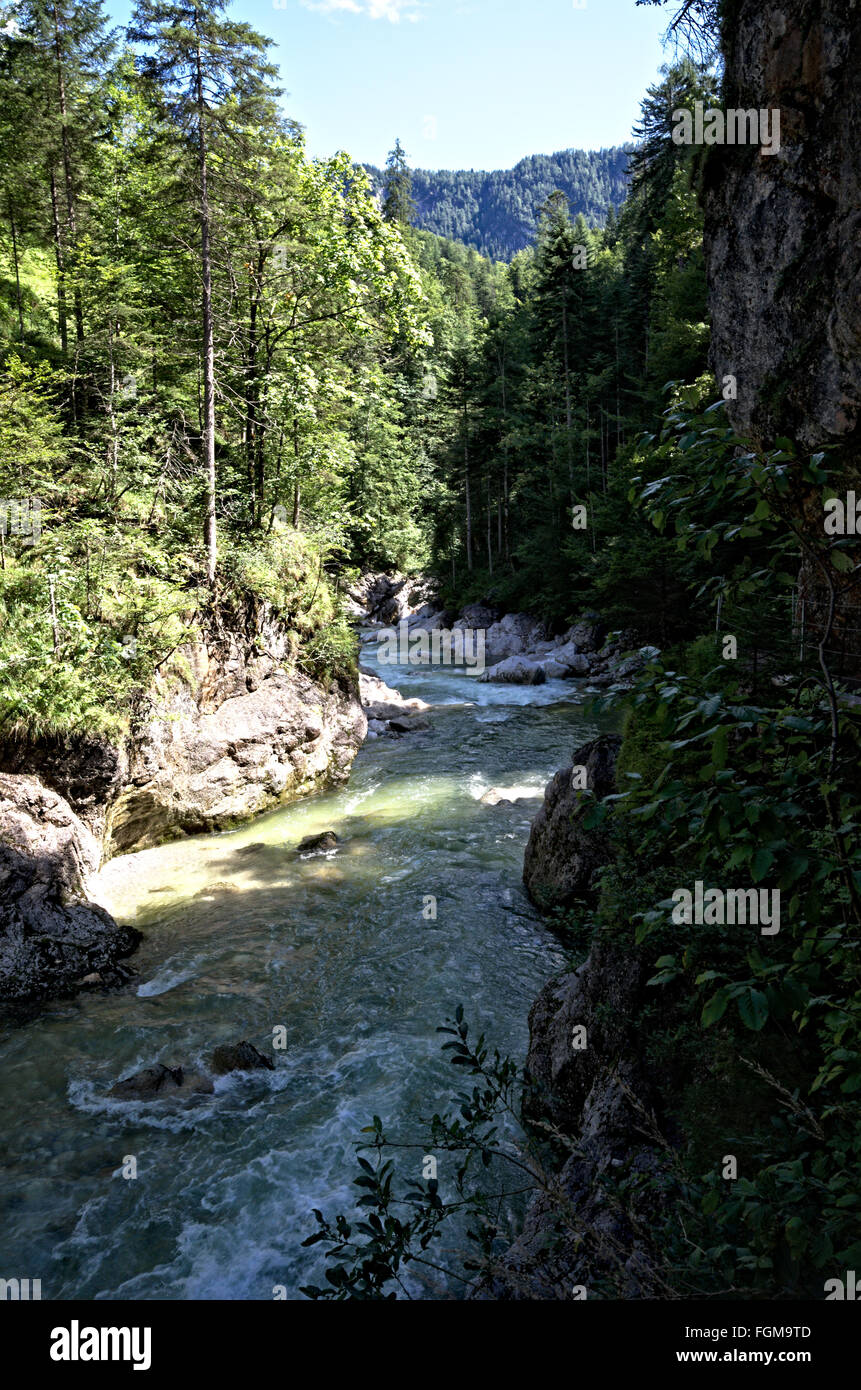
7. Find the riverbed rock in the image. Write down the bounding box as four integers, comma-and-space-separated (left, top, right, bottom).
522, 734, 622, 910
387, 714, 431, 733
210, 1040, 274, 1075
483, 613, 548, 666
359, 670, 429, 721
582, 639, 660, 690
359, 671, 432, 737
551, 641, 592, 675
296, 831, 339, 854
108, 1063, 215, 1100
478, 656, 547, 686
0, 773, 140, 1005
536, 659, 570, 681
480, 786, 545, 806
109, 1063, 182, 1099
561, 616, 604, 654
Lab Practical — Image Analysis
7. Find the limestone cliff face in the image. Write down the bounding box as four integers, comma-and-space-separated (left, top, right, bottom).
107, 603, 366, 855
703, 0, 861, 456
0, 774, 139, 1006
0, 601, 366, 1002
0, 601, 366, 861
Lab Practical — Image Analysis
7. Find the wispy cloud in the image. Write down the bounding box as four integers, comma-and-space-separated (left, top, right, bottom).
301, 0, 422, 22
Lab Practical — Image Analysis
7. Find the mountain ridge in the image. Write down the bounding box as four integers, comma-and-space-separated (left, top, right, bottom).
364, 144, 633, 260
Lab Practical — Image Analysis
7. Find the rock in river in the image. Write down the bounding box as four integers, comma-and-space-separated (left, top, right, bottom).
210, 1040, 275, 1075
296, 830, 339, 854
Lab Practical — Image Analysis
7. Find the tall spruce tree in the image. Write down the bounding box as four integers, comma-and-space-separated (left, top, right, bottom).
382, 138, 415, 228
128, 0, 281, 584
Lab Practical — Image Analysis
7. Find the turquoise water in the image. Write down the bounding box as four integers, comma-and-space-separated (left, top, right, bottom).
0, 646, 603, 1299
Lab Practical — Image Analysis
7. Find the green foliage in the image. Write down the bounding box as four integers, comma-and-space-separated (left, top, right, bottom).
0, 0, 441, 737
585, 410, 861, 1294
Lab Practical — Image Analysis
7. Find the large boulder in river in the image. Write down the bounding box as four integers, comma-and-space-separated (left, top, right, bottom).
108, 1063, 207, 1100
478, 656, 547, 686
523, 735, 622, 910
388, 714, 431, 733
296, 830, 339, 854
483, 613, 548, 666
358, 670, 429, 721
0, 773, 140, 1005
210, 1040, 274, 1075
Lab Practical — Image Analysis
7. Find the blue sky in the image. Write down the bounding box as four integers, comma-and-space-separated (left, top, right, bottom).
111, 0, 677, 171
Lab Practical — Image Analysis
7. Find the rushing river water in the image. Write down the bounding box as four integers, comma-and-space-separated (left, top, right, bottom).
0, 642, 608, 1299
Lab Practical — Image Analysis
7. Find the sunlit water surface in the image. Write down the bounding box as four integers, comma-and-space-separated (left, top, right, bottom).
0, 642, 609, 1298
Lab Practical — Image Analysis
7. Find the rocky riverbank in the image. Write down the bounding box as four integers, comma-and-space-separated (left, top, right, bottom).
0, 773, 141, 1010
474, 732, 670, 1298
350, 571, 659, 690
0, 598, 366, 1007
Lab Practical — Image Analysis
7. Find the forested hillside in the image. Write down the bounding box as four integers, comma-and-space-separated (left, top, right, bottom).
0, 0, 435, 735
364, 146, 631, 260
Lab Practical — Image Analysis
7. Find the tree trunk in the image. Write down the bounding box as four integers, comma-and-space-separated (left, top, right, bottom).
247, 272, 261, 524
292, 420, 300, 527
463, 394, 472, 570
561, 296, 573, 490
500, 350, 510, 561
196, 42, 218, 585
51, 2, 84, 345
48, 166, 68, 353
7, 195, 24, 340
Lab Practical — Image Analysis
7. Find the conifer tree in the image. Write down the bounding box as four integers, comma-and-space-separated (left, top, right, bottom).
382, 138, 415, 228
128, 0, 281, 583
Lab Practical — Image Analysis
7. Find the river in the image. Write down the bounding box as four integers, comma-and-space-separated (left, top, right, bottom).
0, 642, 607, 1299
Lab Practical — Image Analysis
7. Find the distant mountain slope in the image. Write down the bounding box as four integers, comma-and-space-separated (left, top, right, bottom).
364, 146, 633, 261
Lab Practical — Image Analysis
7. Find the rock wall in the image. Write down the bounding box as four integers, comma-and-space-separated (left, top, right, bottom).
703, 0, 861, 456
0, 599, 367, 1002
0, 774, 140, 1007
474, 940, 667, 1299
109, 651, 365, 856
523, 734, 622, 910
475, 732, 671, 1298
703, 1, 861, 675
